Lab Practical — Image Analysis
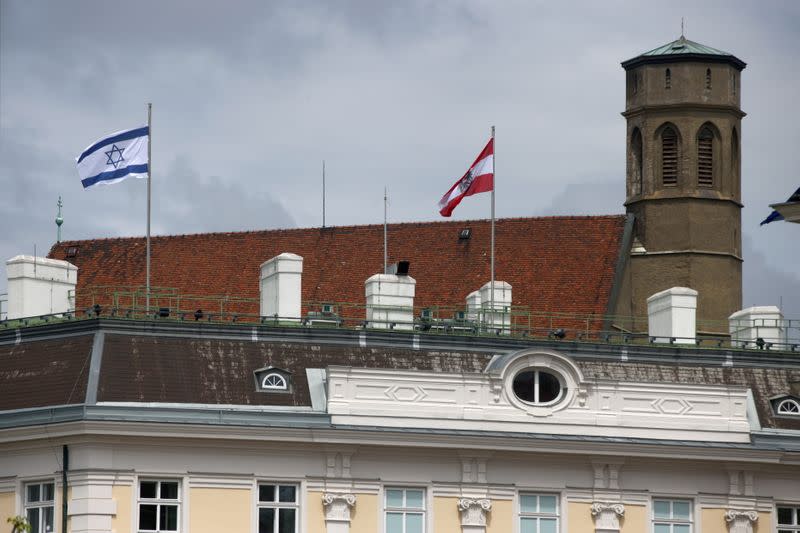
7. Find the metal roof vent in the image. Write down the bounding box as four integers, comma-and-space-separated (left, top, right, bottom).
65, 246, 78, 258
459, 228, 471, 240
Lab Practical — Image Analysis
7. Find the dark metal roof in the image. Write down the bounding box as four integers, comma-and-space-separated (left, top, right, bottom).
622, 36, 746, 70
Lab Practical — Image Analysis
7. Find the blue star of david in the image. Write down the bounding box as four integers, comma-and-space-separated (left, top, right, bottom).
104, 144, 126, 169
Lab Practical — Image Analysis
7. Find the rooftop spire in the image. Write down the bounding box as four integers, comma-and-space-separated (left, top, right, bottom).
55, 196, 64, 243
681, 17, 685, 39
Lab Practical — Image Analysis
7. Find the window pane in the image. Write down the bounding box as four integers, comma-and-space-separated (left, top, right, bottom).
43, 483, 55, 502
405, 513, 423, 533
538, 372, 561, 403
259, 485, 276, 502
140, 481, 157, 499
672, 501, 690, 520
386, 512, 403, 533
43, 506, 54, 533
539, 495, 557, 514
160, 504, 178, 531
259, 508, 275, 533
540, 518, 557, 533
777, 507, 792, 524
653, 500, 671, 519
278, 485, 296, 503
386, 490, 404, 508
654, 524, 670, 533
520, 517, 538, 533
674, 525, 690, 533
278, 508, 296, 533
520, 495, 538, 513
160, 482, 179, 500
26, 508, 40, 532
139, 504, 157, 531
27, 484, 41, 503
405, 490, 424, 509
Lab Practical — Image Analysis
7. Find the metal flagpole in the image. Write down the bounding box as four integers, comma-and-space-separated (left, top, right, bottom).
490, 125, 495, 310
384, 187, 388, 273
322, 160, 326, 228
146, 103, 152, 315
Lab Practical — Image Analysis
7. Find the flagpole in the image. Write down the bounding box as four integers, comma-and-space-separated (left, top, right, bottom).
384, 187, 388, 273
490, 125, 495, 311
146, 103, 152, 315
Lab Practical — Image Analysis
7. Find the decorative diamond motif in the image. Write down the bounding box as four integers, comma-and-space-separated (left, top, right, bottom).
384, 385, 428, 402
652, 397, 693, 415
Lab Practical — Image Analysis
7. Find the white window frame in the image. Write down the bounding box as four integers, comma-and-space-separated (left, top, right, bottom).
137, 479, 181, 533
384, 487, 426, 533
777, 504, 800, 532
256, 482, 299, 533
652, 498, 693, 533
261, 373, 288, 391
777, 399, 800, 415
512, 369, 566, 406
518, 492, 560, 533
24, 481, 55, 533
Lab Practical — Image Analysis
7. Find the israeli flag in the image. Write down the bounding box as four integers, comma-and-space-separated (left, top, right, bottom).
76, 126, 149, 189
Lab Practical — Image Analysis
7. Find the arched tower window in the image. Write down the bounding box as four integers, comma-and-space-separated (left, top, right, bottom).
698, 127, 714, 187
731, 127, 739, 184
661, 127, 678, 186
705, 68, 712, 89
631, 128, 643, 195
665, 68, 671, 89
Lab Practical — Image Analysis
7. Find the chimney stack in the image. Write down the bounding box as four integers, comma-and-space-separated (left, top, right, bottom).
647, 287, 697, 343
729, 306, 786, 349
260, 253, 303, 321
365, 273, 416, 330
479, 281, 512, 334
6, 255, 77, 320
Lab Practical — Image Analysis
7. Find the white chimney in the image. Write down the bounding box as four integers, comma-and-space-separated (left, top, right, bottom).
466, 289, 482, 322
479, 281, 512, 334
260, 253, 303, 321
365, 273, 416, 330
647, 287, 697, 343
729, 306, 786, 349
6, 255, 77, 320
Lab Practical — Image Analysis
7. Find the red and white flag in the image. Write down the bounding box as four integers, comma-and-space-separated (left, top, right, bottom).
438, 138, 494, 217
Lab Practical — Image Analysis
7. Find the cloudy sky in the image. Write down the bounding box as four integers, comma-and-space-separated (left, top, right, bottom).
1, 0, 798, 315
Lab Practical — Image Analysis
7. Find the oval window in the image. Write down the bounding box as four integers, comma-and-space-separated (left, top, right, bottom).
512, 370, 566, 405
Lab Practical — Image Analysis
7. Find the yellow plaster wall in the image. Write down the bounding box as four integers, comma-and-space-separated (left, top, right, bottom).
0, 491, 15, 524
487, 498, 513, 533
111, 485, 132, 533
620, 504, 646, 533
351, 493, 378, 533
757, 511, 773, 533
307, 491, 326, 533
189, 488, 251, 533
432, 497, 461, 533
568, 502, 594, 533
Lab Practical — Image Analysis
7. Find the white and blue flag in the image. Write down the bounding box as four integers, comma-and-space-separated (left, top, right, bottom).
76, 126, 149, 189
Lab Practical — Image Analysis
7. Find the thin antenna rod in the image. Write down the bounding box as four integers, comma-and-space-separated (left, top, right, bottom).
146, 103, 152, 315
322, 160, 326, 228
34, 244, 37, 278
384, 187, 388, 273
681, 17, 685, 37
490, 125, 495, 313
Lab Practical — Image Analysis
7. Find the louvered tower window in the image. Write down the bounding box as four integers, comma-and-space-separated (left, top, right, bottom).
665, 68, 671, 89
706, 68, 712, 89
661, 127, 678, 186
698, 127, 714, 187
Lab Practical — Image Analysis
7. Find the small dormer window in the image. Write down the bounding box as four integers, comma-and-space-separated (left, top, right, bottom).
262, 373, 288, 390
777, 398, 800, 415
254, 367, 292, 393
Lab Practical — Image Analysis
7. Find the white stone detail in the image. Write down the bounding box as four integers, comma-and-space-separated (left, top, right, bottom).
458, 498, 491, 530
6, 255, 77, 320
647, 286, 697, 344
729, 306, 786, 349
591, 503, 625, 532
466, 290, 482, 322
724, 510, 758, 533
260, 253, 303, 321
479, 281, 511, 334
322, 493, 356, 522
365, 273, 416, 330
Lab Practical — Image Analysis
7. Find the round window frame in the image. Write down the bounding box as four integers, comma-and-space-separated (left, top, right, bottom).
261, 372, 288, 391
511, 368, 567, 407
776, 398, 800, 416
499, 350, 584, 417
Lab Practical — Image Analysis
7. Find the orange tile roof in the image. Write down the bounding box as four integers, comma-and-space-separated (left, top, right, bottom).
48, 215, 626, 318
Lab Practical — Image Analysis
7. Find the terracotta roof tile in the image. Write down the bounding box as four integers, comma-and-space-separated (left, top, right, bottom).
48, 216, 626, 318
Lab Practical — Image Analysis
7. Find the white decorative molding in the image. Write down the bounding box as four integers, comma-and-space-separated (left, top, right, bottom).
591, 502, 625, 533
724, 510, 758, 533
323, 493, 356, 522
458, 498, 492, 530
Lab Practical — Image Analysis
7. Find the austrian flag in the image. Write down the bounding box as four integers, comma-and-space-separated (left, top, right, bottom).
438, 138, 494, 216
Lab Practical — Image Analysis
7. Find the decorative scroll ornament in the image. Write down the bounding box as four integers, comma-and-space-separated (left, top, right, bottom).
322, 493, 356, 522
457, 498, 492, 526
591, 503, 625, 532
724, 510, 758, 533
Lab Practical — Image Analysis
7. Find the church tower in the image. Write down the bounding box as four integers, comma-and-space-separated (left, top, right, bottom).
618, 36, 746, 330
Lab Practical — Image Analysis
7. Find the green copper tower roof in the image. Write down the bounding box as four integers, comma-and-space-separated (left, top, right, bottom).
622, 36, 746, 70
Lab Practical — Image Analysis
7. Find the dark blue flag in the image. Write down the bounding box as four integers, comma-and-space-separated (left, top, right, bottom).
761, 186, 800, 225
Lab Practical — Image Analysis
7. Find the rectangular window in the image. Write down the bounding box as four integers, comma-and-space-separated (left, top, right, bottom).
258, 483, 298, 533
385, 487, 425, 533
519, 493, 559, 533
779, 506, 800, 533
138, 480, 180, 532
653, 499, 692, 533
25, 481, 55, 533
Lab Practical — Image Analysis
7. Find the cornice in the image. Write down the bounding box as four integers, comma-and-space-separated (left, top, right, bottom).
621, 103, 746, 119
